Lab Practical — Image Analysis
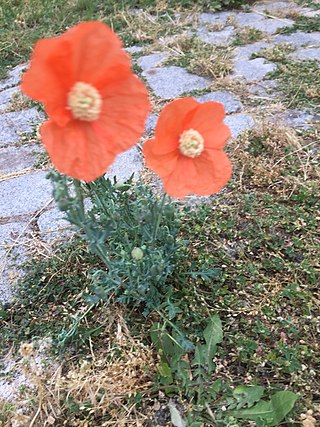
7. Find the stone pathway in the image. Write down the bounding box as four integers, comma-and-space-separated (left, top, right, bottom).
0, 0, 319, 304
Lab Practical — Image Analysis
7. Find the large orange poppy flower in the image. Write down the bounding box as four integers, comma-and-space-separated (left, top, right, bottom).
21, 21, 150, 182
143, 98, 232, 198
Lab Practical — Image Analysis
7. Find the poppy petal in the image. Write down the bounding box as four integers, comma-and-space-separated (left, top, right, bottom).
163, 156, 198, 198
192, 150, 232, 195
41, 120, 119, 182
21, 37, 74, 126
93, 74, 150, 152
66, 21, 131, 89
152, 97, 199, 155
144, 139, 179, 177
188, 102, 230, 150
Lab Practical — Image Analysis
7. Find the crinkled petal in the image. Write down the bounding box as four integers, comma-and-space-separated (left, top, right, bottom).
143, 138, 179, 177
21, 22, 132, 126
188, 102, 230, 150
152, 97, 199, 155
93, 74, 150, 152
66, 21, 131, 89
163, 156, 198, 198
21, 37, 74, 126
41, 119, 120, 182
192, 150, 232, 195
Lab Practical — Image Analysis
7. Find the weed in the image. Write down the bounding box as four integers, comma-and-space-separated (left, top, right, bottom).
278, 15, 320, 34
252, 43, 296, 62
233, 26, 265, 46
163, 34, 233, 78
267, 60, 320, 111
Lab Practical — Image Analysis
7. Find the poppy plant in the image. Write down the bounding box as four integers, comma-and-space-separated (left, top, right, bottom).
143, 98, 232, 198
21, 21, 150, 182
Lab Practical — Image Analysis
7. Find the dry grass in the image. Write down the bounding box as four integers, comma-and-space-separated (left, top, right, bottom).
162, 34, 233, 78
4, 92, 33, 113
233, 26, 266, 45
113, 8, 200, 46
2, 315, 155, 427
230, 121, 320, 197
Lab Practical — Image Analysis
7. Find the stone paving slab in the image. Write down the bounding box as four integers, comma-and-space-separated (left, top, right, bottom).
0, 87, 19, 112
0, 171, 53, 217
234, 42, 274, 61
37, 207, 72, 242
0, 64, 27, 91
138, 52, 169, 72
225, 114, 256, 138
197, 26, 235, 46
0, 145, 41, 175
274, 31, 320, 47
105, 146, 144, 182
200, 11, 232, 26
196, 91, 242, 113
141, 65, 210, 99
0, 108, 44, 146
291, 47, 320, 61
235, 12, 294, 34
0, 221, 29, 304
233, 57, 276, 81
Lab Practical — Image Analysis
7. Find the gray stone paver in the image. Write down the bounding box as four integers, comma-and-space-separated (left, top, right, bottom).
0, 64, 27, 91
196, 91, 242, 113
273, 31, 320, 47
233, 57, 276, 81
234, 42, 274, 61
138, 52, 169, 72
235, 12, 294, 34
0, 87, 19, 112
0, 108, 44, 146
0, 0, 319, 304
37, 208, 71, 242
0, 145, 41, 175
291, 47, 320, 61
224, 114, 256, 138
105, 146, 144, 182
141, 65, 210, 98
197, 26, 235, 46
200, 11, 232, 26
0, 171, 53, 217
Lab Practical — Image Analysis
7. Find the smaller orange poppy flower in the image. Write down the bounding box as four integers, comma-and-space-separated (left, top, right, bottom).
21, 21, 150, 182
143, 98, 232, 198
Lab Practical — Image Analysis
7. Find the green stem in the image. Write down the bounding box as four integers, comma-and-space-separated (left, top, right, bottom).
153, 193, 167, 241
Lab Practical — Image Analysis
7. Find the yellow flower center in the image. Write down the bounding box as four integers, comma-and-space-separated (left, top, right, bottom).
67, 82, 102, 121
179, 129, 204, 158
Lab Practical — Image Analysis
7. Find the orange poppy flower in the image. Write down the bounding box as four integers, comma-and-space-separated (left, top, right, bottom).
21, 21, 150, 182
143, 98, 232, 198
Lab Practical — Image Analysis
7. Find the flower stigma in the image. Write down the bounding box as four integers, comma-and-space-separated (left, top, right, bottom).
179, 129, 204, 158
67, 82, 102, 121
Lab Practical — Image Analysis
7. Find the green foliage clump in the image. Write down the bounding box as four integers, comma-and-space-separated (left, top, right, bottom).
50, 172, 184, 313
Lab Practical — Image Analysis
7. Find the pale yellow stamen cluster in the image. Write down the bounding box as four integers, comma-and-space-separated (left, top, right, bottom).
179, 129, 204, 158
67, 82, 102, 121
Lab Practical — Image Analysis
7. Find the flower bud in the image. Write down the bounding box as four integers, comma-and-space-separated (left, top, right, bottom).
131, 247, 144, 260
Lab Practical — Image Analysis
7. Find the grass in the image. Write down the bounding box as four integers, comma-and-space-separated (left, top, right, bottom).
163, 34, 233, 78
268, 60, 320, 112
251, 43, 296, 63
232, 26, 265, 46
278, 15, 320, 35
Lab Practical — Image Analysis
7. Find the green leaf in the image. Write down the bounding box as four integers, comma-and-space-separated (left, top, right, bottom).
233, 385, 265, 408
203, 315, 223, 349
270, 391, 299, 426
192, 315, 223, 373
157, 361, 173, 385
226, 390, 299, 426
